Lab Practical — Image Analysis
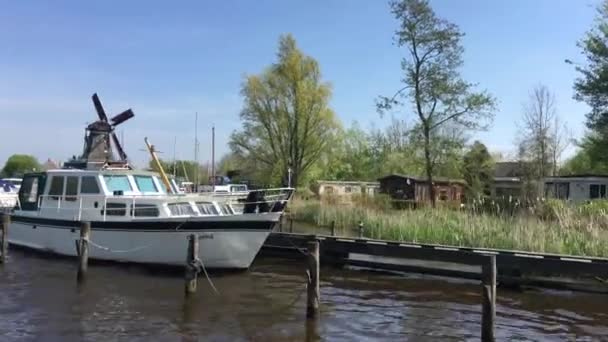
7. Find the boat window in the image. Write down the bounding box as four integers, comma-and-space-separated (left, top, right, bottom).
65, 176, 79, 202
19, 175, 40, 209
103, 202, 127, 216
80, 176, 100, 194
131, 203, 160, 217
134, 175, 158, 193
231, 185, 247, 192
48, 176, 64, 199
196, 202, 219, 215
168, 202, 195, 216
103, 175, 132, 193
157, 178, 168, 193
219, 204, 234, 215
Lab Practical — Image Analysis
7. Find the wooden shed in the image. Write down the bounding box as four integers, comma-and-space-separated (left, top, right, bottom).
378, 174, 465, 204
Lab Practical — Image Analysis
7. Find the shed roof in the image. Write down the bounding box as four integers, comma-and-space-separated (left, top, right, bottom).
377, 174, 465, 185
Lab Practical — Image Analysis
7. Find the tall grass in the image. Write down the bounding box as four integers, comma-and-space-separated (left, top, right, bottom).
289, 197, 608, 257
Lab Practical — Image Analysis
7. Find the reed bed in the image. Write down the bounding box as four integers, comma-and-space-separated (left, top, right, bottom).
289, 197, 608, 257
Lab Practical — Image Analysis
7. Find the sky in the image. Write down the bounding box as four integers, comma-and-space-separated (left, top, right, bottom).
0, 0, 600, 169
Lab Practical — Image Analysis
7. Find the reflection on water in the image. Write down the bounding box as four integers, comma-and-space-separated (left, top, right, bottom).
0, 249, 607, 341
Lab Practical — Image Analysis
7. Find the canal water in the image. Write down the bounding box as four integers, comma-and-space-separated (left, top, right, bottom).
0, 248, 607, 341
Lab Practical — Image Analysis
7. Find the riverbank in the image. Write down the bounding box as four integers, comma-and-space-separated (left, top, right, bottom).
288, 198, 608, 258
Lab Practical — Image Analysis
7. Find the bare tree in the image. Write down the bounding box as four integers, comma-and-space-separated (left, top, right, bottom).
549, 115, 571, 176
519, 84, 556, 179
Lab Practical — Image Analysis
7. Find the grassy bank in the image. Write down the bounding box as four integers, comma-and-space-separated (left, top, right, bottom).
288, 197, 608, 257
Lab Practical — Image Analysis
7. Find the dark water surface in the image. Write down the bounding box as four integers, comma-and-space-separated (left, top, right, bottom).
0, 249, 607, 341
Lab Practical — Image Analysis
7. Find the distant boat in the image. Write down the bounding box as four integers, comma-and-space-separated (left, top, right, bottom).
0, 179, 19, 213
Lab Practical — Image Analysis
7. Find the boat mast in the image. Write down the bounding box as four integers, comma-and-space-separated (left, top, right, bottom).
194, 112, 199, 192
144, 137, 174, 194
211, 125, 215, 191
172, 136, 177, 177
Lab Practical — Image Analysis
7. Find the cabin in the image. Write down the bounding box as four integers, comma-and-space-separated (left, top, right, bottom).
544, 175, 608, 201
491, 162, 524, 198
378, 174, 465, 204
315, 180, 379, 198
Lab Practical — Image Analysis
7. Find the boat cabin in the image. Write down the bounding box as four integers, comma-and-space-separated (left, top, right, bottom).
16, 169, 236, 220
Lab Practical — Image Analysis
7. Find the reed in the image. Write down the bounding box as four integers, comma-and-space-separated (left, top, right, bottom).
289, 197, 608, 257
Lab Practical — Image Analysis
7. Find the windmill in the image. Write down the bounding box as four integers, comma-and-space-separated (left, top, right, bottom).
64, 93, 135, 170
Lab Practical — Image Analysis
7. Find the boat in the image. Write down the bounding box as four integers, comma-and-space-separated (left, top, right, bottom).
0, 179, 18, 213
9, 93, 292, 269
1, 178, 22, 191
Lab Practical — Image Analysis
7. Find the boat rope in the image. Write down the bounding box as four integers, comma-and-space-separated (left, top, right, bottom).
87, 238, 156, 254
189, 257, 220, 295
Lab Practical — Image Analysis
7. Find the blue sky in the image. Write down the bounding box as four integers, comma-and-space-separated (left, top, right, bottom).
0, 0, 599, 169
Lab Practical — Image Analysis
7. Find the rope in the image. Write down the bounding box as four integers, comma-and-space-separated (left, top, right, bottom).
87, 238, 156, 254
189, 257, 220, 295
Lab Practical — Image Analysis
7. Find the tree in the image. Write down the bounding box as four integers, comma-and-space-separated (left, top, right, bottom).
549, 115, 571, 176
148, 159, 207, 184
572, 0, 608, 166
517, 84, 556, 179
377, 0, 495, 206
1, 154, 41, 177
462, 141, 494, 199
230, 34, 340, 187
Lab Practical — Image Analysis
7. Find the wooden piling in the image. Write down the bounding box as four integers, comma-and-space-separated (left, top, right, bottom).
1, 214, 9, 263
289, 218, 294, 233
306, 239, 320, 319
76, 221, 91, 284
481, 255, 496, 342
358, 221, 364, 238
330, 220, 336, 236
185, 234, 199, 296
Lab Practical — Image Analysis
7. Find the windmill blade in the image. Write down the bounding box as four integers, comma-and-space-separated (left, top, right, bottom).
111, 109, 134, 126
112, 132, 128, 161
92, 93, 109, 122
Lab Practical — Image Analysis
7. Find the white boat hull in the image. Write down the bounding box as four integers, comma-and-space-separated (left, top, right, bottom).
8, 214, 279, 269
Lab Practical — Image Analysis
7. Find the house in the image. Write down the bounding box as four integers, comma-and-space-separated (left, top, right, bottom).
491, 162, 524, 198
315, 180, 379, 197
377, 174, 465, 204
544, 175, 608, 201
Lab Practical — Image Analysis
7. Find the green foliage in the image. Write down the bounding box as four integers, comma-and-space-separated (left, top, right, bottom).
1, 154, 41, 177
291, 198, 608, 257
377, 0, 496, 205
148, 159, 208, 184
230, 34, 340, 187
573, 0, 608, 165
462, 141, 494, 198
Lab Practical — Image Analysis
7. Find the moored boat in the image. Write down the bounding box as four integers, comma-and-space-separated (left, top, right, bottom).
8, 93, 292, 269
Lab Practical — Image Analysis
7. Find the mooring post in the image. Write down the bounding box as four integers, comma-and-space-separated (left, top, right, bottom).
278, 214, 283, 232
306, 238, 320, 319
358, 221, 364, 238
289, 217, 294, 233
330, 220, 336, 236
481, 255, 496, 342
185, 234, 199, 296
76, 221, 91, 284
1, 214, 9, 263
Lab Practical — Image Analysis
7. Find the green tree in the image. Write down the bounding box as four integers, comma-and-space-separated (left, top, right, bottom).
377, 0, 496, 207
230, 34, 340, 187
1, 154, 41, 177
462, 141, 494, 199
148, 159, 207, 184
572, 0, 608, 166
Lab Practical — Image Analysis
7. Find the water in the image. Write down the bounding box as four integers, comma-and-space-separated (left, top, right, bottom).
0, 249, 607, 341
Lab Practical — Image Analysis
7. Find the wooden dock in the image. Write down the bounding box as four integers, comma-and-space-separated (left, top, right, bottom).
262, 232, 608, 293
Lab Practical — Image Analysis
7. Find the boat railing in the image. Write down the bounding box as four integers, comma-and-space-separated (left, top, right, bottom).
33, 188, 294, 221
